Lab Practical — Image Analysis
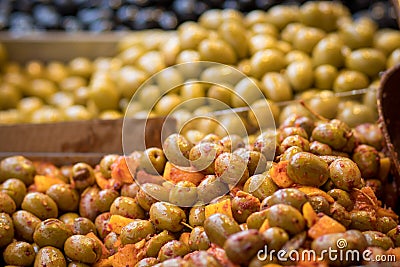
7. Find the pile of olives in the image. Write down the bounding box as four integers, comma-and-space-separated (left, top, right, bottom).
1, 1, 400, 129
1, 114, 400, 266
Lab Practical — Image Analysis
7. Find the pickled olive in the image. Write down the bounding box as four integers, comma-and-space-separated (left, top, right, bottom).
104, 232, 119, 254
387, 48, 400, 68
387, 226, 400, 247
246, 209, 269, 230
267, 204, 305, 235
363, 231, 394, 250
121, 183, 140, 198
70, 163, 95, 190
150, 202, 186, 232
72, 217, 97, 235
330, 202, 351, 227
345, 48, 386, 77
185, 250, 222, 267
236, 150, 267, 176
99, 154, 118, 179
0, 156, 35, 185
94, 212, 111, 239
121, 220, 155, 245
46, 184, 79, 212
308, 195, 330, 214
137, 187, 158, 212
253, 130, 279, 160
293, 26, 326, 54
21, 192, 58, 220
327, 189, 353, 211
280, 146, 304, 161
140, 147, 167, 175
178, 22, 208, 50
312, 35, 344, 68
262, 188, 308, 211
309, 141, 333, 156
140, 183, 170, 205
110, 196, 145, 219
314, 64, 338, 90
146, 230, 175, 257
250, 49, 286, 79
287, 152, 329, 187
333, 70, 369, 93
64, 235, 102, 264
261, 72, 292, 102
352, 144, 380, 179
262, 227, 289, 250
224, 229, 265, 265
219, 22, 248, 59
0, 178, 27, 207
13, 211, 40, 244
169, 181, 197, 207
0, 191, 16, 214
329, 158, 363, 191
278, 126, 309, 142
198, 39, 237, 65
34, 247, 66, 267
350, 210, 376, 231
311, 121, 349, 150
266, 5, 299, 30
244, 173, 278, 201
97, 188, 119, 213
373, 29, 400, 55
79, 186, 100, 221
3, 241, 35, 266
158, 240, 190, 262
215, 152, 249, 186
376, 217, 397, 234
33, 219, 72, 249
232, 191, 260, 223
0, 212, 14, 248
339, 17, 377, 49
204, 213, 241, 247
189, 142, 225, 175
189, 226, 211, 251
285, 60, 314, 92
163, 133, 192, 167
280, 135, 310, 153
136, 257, 160, 267
189, 205, 206, 227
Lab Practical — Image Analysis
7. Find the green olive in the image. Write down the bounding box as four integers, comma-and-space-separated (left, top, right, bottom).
244, 173, 278, 201
250, 49, 286, 79
34, 246, 66, 267
329, 158, 363, 191
387, 48, 400, 68
311, 121, 348, 150
293, 26, 326, 54
281, 23, 305, 43
189, 204, 206, 227
64, 235, 102, 264
146, 230, 175, 258
0, 212, 14, 248
286, 60, 314, 92
373, 29, 400, 55
261, 188, 307, 211
261, 72, 292, 102
163, 134, 192, 167
150, 202, 186, 232
287, 152, 329, 187
46, 184, 79, 212
99, 154, 118, 179
204, 213, 241, 247
219, 21, 248, 59
312, 35, 344, 67
280, 135, 310, 153
12, 210, 41, 243
232, 191, 260, 223
308, 90, 340, 119
339, 17, 377, 49
189, 226, 211, 251
262, 227, 289, 250
189, 142, 225, 175
0, 191, 16, 214
121, 220, 155, 245
95, 212, 111, 239
333, 70, 369, 93
0, 156, 35, 185
215, 152, 249, 186
267, 204, 305, 235
0, 83, 22, 110
337, 103, 376, 128
327, 189, 353, 211
363, 231, 394, 250
246, 209, 270, 230
314, 64, 338, 90
72, 217, 97, 235
309, 141, 333, 156
3, 241, 35, 266
350, 210, 375, 231
158, 240, 190, 262
33, 219, 73, 249
70, 163, 95, 190
387, 226, 400, 247
169, 181, 198, 207
110, 196, 145, 219
0, 178, 26, 207
224, 229, 265, 265
199, 38, 237, 65
266, 5, 299, 30
345, 48, 386, 77
21, 192, 58, 220
352, 144, 380, 179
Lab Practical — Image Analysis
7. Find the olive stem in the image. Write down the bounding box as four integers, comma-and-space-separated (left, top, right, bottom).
353, 188, 377, 206
181, 221, 194, 230
299, 100, 329, 122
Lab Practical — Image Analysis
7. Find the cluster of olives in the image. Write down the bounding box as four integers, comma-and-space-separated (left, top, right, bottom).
1, 1, 400, 128
1, 112, 400, 266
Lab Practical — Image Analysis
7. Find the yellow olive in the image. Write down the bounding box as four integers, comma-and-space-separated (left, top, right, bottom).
0, 83, 21, 109
25, 60, 45, 79
60, 76, 87, 92
117, 66, 148, 99
199, 10, 222, 30
373, 29, 400, 55
154, 94, 182, 116
178, 22, 209, 50
261, 72, 292, 102
308, 90, 340, 119
248, 35, 278, 55
250, 49, 285, 79
156, 67, 184, 94
285, 50, 311, 65
231, 77, 263, 108
251, 23, 279, 38
0, 109, 21, 124
314, 64, 338, 90
47, 91, 74, 109
266, 5, 299, 30
31, 106, 64, 123
89, 79, 119, 111
198, 38, 237, 65
312, 35, 345, 68
46, 61, 69, 84
17, 97, 43, 119
117, 45, 145, 65
337, 103, 377, 127
69, 57, 93, 78
207, 84, 233, 109
137, 51, 166, 76
63, 105, 92, 121
285, 60, 314, 92
281, 22, 305, 43
339, 17, 377, 49
99, 110, 123, 120
180, 82, 206, 111
387, 48, 400, 69
219, 22, 248, 59
333, 70, 369, 93
28, 79, 58, 100
345, 48, 386, 77
245, 10, 268, 27
161, 36, 181, 66
292, 26, 326, 54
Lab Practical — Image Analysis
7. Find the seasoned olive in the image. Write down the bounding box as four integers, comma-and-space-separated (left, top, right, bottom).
189, 142, 225, 175
0, 178, 26, 207
169, 181, 198, 207
352, 144, 380, 179
280, 135, 310, 153
287, 152, 329, 187
46, 184, 79, 212
121, 220, 155, 245
262, 227, 289, 250
311, 121, 349, 150
329, 158, 363, 191
34, 219, 72, 249
189, 204, 206, 227
99, 154, 118, 179
21, 192, 58, 220
145, 230, 175, 258
0, 191, 16, 214
158, 240, 190, 262
215, 152, 249, 186
244, 173, 278, 201
150, 202, 186, 232
232, 191, 260, 223
363, 231, 394, 250
34, 246, 66, 267
197, 175, 229, 203
163, 134, 192, 167
110, 196, 145, 219
0, 212, 14, 248
204, 213, 241, 247
121, 183, 140, 198
327, 189, 353, 211
188, 226, 210, 251
267, 204, 305, 235
78, 186, 100, 221
350, 210, 376, 231
0, 156, 35, 185
64, 235, 102, 264
72, 217, 97, 235
3, 241, 35, 266
308, 196, 330, 214
70, 163, 95, 190
135, 257, 160, 267
262, 188, 307, 210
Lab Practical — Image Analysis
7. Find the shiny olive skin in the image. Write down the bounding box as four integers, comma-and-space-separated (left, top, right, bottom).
355, 123, 383, 150
244, 173, 278, 201
387, 226, 400, 247
224, 229, 265, 265
280, 146, 304, 161
352, 144, 380, 179
121, 183, 140, 198
329, 158, 363, 191
169, 181, 198, 207
375, 217, 397, 235
345, 48, 386, 77
309, 196, 330, 214
139, 183, 170, 206
267, 204, 305, 235
121, 220, 155, 245
3, 241, 35, 266
0, 213, 14, 248
33, 219, 73, 249
163, 134, 193, 167
263, 227, 290, 252
21, 192, 58, 220
46, 184, 79, 212
110, 196, 145, 219
330, 202, 351, 227
350, 210, 376, 231
145, 230, 175, 258
287, 152, 329, 187
72, 217, 97, 235
311, 121, 349, 150
327, 189, 353, 211
157, 240, 190, 262
70, 163, 95, 190
204, 213, 241, 247
185, 250, 222, 267
137, 187, 158, 212
280, 135, 310, 153
197, 175, 229, 203
189, 142, 225, 175
94, 212, 111, 239
232, 191, 260, 223
12, 210, 41, 242
34, 246, 66, 267
189, 205, 206, 227
78, 186, 100, 221
363, 231, 394, 250
246, 209, 270, 230
261, 188, 307, 211
0, 156, 35, 185
309, 141, 333, 156
64, 235, 102, 264
68, 262, 91, 267
189, 226, 210, 251
104, 232, 119, 254
237, 150, 268, 176
141, 147, 167, 175
220, 134, 245, 152
150, 202, 186, 232
97, 188, 119, 213
333, 70, 369, 93
99, 154, 118, 178
215, 152, 249, 186
59, 212, 79, 226
0, 191, 16, 214
135, 257, 160, 267
253, 130, 278, 160
0, 178, 27, 207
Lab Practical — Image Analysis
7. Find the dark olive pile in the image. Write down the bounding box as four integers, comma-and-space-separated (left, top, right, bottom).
0, 0, 397, 32
0, 116, 400, 266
